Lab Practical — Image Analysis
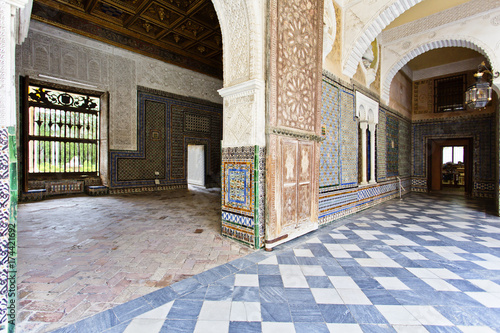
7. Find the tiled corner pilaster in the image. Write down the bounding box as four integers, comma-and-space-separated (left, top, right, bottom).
7, 127, 17, 333
221, 146, 265, 248
0, 127, 11, 331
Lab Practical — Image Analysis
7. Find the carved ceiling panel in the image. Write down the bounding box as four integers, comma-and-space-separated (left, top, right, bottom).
31, 0, 222, 78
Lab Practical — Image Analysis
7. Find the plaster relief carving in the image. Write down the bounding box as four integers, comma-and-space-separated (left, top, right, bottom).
275, 0, 321, 132
223, 94, 254, 146
138, 60, 222, 104
62, 54, 77, 77
323, 0, 336, 61
491, 14, 500, 26
88, 59, 101, 83
109, 55, 136, 150
218, 0, 250, 85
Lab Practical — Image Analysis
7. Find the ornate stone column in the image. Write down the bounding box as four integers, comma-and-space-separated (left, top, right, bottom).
369, 122, 377, 184
266, 0, 324, 249
360, 121, 368, 185
356, 91, 379, 187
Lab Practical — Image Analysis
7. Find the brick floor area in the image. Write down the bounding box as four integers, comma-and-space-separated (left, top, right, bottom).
17, 187, 254, 333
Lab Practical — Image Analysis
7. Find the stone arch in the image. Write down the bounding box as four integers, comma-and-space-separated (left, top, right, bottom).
343, 0, 423, 77
381, 38, 497, 103
210, 0, 254, 87
323, 0, 336, 62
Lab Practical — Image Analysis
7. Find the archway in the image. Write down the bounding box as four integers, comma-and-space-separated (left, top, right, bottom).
342, 0, 424, 77
381, 38, 496, 103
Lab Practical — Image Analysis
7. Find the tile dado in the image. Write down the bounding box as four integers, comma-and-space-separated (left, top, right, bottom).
1, 126, 17, 332
221, 146, 265, 249
319, 178, 411, 225
110, 88, 222, 189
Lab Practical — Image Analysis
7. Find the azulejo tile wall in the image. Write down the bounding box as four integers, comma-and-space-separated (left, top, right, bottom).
377, 109, 387, 181
411, 114, 495, 197
110, 87, 222, 189
399, 119, 411, 177
320, 76, 341, 188
318, 71, 411, 226
320, 73, 357, 193
221, 146, 265, 249
386, 114, 399, 177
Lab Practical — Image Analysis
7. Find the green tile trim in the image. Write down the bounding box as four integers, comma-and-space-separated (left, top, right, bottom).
7, 126, 17, 333
254, 145, 259, 249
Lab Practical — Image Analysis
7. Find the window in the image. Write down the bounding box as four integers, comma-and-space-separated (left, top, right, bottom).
434, 74, 466, 112
25, 83, 100, 178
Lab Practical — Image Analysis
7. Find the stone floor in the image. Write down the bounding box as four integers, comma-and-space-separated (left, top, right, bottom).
46, 192, 500, 333
17, 186, 254, 333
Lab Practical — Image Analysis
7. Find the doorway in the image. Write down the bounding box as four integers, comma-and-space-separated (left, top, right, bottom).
428, 138, 472, 195
187, 145, 205, 187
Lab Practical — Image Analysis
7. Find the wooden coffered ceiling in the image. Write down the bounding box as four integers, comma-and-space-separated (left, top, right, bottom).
31, 0, 223, 78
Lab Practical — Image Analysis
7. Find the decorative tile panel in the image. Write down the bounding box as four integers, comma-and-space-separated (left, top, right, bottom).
319, 73, 358, 193
377, 108, 387, 181
223, 162, 253, 214
110, 88, 222, 188
340, 90, 358, 186
399, 119, 411, 177
221, 146, 264, 249
320, 77, 340, 188
386, 114, 399, 177
0, 127, 10, 330
222, 211, 254, 228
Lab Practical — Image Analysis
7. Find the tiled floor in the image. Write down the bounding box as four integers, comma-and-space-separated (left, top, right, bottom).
45, 192, 500, 333
17, 187, 254, 333
22, 192, 500, 332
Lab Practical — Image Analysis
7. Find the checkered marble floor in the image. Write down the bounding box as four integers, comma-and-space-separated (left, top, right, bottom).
53, 193, 500, 333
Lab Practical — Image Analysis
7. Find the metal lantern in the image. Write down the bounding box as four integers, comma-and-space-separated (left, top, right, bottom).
465, 63, 495, 109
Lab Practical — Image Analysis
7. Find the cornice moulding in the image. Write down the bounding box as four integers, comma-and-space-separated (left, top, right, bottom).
218, 79, 265, 98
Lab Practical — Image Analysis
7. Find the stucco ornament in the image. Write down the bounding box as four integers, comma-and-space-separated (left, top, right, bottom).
323, 0, 336, 61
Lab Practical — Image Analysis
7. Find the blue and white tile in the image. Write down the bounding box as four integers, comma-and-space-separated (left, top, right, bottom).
55, 194, 500, 333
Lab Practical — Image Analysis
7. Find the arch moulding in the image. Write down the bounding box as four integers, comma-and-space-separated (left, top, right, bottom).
342, 0, 423, 78
381, 38, 497, 103
211, 0, 266, 147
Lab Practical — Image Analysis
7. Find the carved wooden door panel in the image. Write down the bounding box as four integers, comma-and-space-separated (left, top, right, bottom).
280, 138, 314, 235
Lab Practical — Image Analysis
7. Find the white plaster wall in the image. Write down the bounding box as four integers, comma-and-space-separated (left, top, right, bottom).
16, 21, 223, 152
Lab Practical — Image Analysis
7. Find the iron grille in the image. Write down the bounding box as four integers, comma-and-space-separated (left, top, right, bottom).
26, 84, 100, 177
434, 74, 466, 112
